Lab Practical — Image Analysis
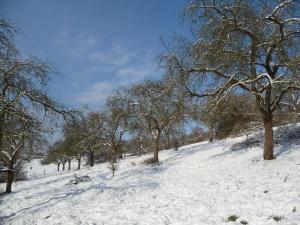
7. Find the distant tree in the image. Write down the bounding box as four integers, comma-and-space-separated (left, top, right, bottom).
190, 93, 259, 141
190, 98, 219, 142
166, 0, 300, 160
129, 80, 184, 163
162, 121, 184, 149
101, 95, 133, 162
214, 94, 259, 138
62, 121, 88, 170
43, 142, 63, 171
73, 112, 105, 167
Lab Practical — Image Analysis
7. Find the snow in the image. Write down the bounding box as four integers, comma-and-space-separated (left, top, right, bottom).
24, 159, 57, 178
24, 159, 80, 178
0, 130, 300, 225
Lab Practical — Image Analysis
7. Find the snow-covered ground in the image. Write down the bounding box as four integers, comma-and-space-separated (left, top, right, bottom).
24, 159, 81, 178
24, 159, 57, 178
0, 131, 300, 225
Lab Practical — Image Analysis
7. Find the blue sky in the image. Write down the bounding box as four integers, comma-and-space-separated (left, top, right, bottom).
1, 0, 188, 109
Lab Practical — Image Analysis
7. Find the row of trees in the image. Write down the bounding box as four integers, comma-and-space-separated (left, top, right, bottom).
2, 0, 299, 192
45, 0, 300, 176
45, 80, 185, 173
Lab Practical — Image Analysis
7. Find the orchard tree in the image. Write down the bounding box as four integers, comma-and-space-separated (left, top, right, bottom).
100, 95, 133, 162
1, 121, 26, 193
0, 18, 74, 192
62, 121, 88, 170
189, 98, 220, 142
166, 0, 300, 160
77, 112, 105, 167
0, 113, 44, 192
129, 80, 184, 163
190, 93, 259, 141
43, 142, 64, 171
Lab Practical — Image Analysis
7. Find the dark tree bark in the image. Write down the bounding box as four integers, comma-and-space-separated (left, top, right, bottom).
6, 163, 14, 193
6, 160, 15, 193
89, 148, 94, 167
153, 133, 161, 163
77, 156, 81, 170
263, 116, 275, 160
57, 162, 60, 171
0, 114, 4, 151
62, 162, 65, 170
209, 124, 214, 142
68, 159, 71, 170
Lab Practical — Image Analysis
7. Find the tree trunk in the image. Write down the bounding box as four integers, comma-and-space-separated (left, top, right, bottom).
153, 135, 160, 163
209, 123, 214, 142
90, 149, 94, 167
6, 169, 14, 193
57, 163, 60, 171
263, 116, 275, 160
77, 157, 81, 170
62, 162, 65, 170
166, 133, 171, 149
68, 159, 71, 170
0, 113, 4, 151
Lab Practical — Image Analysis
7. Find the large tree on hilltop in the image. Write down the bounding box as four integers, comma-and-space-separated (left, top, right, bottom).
166, 0, 300, 160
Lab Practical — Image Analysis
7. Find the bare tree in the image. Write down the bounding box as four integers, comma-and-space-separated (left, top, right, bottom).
166, 0, 300, 160
101, 95, 133, 162
0, 115, 41, 193
1, 132, 25, 193
43, 142, 63, 171
76, 112, 105, 167
129, 80, 184, 163
0, 19, 74, 192
61, 121, 87, 170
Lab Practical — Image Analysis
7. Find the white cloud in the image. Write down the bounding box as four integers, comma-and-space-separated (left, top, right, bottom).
89, 41, 135, 68
116, 62, 158, 83
76, 62, 161, 106
76, 82, 115, 104
72, 40, 162, 106
55, 31, 98, 57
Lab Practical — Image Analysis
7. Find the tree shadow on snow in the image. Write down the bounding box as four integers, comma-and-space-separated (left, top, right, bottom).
0, 172, 159, 223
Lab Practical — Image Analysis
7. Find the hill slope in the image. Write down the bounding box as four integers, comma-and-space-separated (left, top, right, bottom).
1, 129, 300, 225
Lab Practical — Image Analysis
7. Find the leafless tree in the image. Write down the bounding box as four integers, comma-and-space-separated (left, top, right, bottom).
166, 0, 300, 160
0, 115, 42, 192
129, 80, 184, 163
100, 95, 133, 162
0, 18, 75, 192
43, 142, 63, 171
1, 130, 25, 192
61, 120, 90, 170
75, 112, 105, 167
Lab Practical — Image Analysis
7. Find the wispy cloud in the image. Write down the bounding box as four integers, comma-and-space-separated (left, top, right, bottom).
55, 30, 98, 57
54, 33, 162, 107
116, 61, 157, 83
76, 82, 115, 104
77, 61, 159, 106
89, 41, 135, 68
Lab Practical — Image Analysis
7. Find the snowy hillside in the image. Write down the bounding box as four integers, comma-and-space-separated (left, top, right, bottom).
1, 130, 300, 225
24, 159, 82, 179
